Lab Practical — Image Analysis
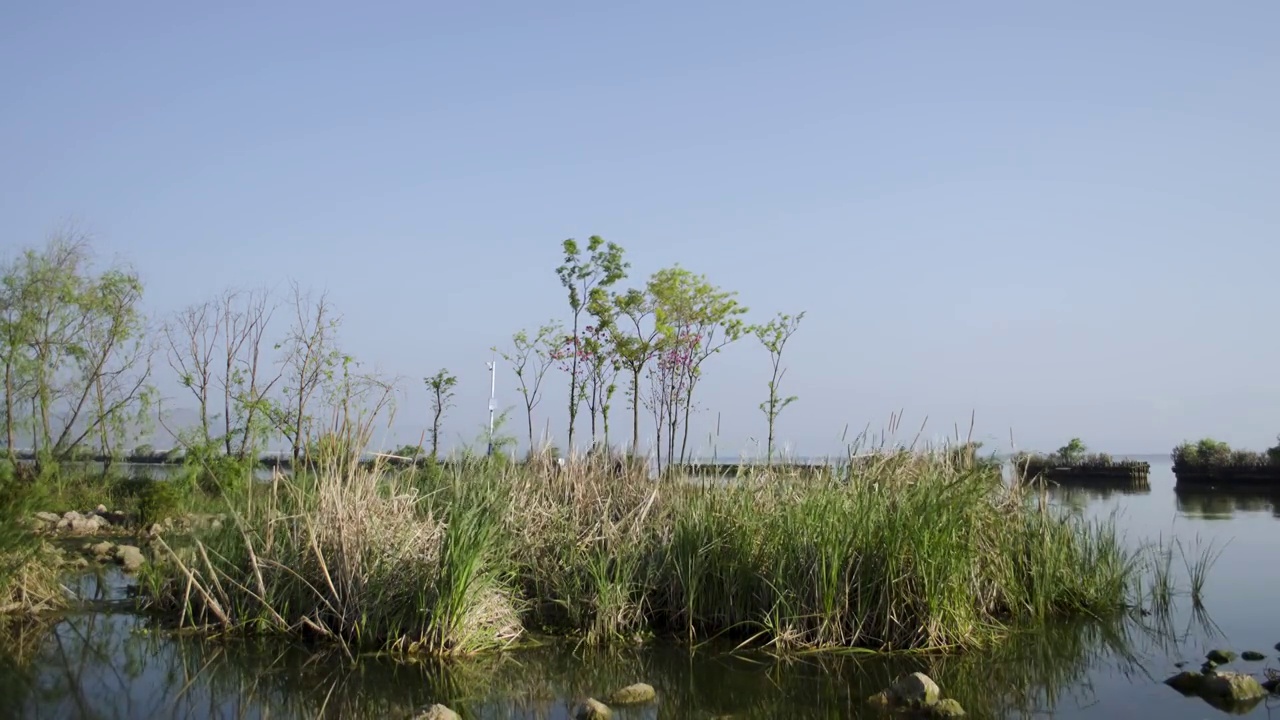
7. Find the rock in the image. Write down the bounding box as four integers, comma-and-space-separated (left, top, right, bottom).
1174, 661, 1187, 669
866, 691, 892, 708
62, 514, 110, 535
1207, 649, 1237, 664
1199, 671, 1266, 704
606, 683, 655, 705
572, 698, 611, 719
94, 504, 108, 515
34, 511, 61, 524
145, 523, 165, 538
114, 545, 146, 572
1242, 651, 1266, 661
1164, 671, 1204, 695
924, 698, 966, 717
1263, 678, 1279, 694
412, 705, 459, 720
89, 541, 115, 558
888, 672, 941, 707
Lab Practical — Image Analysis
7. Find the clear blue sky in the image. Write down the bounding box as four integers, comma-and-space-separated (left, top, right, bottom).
3, 1, 1277, 456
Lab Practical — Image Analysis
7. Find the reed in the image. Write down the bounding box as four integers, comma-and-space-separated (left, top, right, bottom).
145, 447, 1155, 655
0, 479, 66, 615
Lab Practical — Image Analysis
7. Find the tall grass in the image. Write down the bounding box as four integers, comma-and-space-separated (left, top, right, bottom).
0, 472, 66, 615
146, 448, 1150, 655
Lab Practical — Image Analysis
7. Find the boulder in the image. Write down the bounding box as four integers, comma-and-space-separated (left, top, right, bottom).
925, 698, 966, 717
1164, 671, 1204, 695
1199, 671, 1266, 705
1241, 651, 1266, 662
888, 672, 941, 707
1263, 678, 1279, 694
412, 705, 460, 720
88, 541, 115, 558
114, 545, 146, 572
572, 698, 612, 719
1207, 649, 1237, 664
34, 511, 61, 525
606, 683, 656, 705
94, 504, 108, 515
73, 517, 102, 534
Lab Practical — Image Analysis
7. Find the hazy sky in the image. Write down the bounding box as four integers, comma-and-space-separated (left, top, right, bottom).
3, 1, 1277, 457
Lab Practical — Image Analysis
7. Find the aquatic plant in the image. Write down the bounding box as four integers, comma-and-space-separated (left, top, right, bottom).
0, 480, 65, 615
146, 444, 1155, 656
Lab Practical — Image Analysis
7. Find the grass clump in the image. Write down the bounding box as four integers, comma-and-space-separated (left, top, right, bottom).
146, 446, 1149, 656
0, 478, 65, 615
145, 459, 522, 655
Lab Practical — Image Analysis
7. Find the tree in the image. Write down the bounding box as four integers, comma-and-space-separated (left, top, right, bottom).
273, 283, 343, 467
425, 368, 457, 460
648, 266, 748, 466
163, 300, 219, 446
555, 237, 628, 454
611, 288, 663, 456
495, 322, 560, 456
219, 287, 282, 459
0, 233, 154, 470
753, 311, 804, 464
581, 322, 619, 453
1057, 438, 1087, 463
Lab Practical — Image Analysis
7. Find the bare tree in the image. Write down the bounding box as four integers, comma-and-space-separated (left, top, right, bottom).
163, 300, 219, 445
219, 287, 282, 459
495, 322, 560, 456
274, 283, 342, 466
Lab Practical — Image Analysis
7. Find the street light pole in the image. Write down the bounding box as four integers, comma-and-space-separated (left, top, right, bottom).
486, 355, 496, 457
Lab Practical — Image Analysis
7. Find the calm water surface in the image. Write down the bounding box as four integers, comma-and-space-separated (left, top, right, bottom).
1, 457, 1278, 719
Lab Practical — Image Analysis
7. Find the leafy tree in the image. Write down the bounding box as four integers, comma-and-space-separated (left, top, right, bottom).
1056, 438, 1087, 463
495, 322, 560, 456
648, 266, 748, 467
0, 232, 154, 471
555, 237, 628, 454
753, 311, 804, 463
610, 287, 663, 456
425, 368, 457, 460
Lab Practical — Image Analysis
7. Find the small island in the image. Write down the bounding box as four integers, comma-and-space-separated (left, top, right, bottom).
1172, 437, 1280, 490
1015, 438, 1150, 488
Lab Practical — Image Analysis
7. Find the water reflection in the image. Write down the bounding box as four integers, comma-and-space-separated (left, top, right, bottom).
1039, 479, 1153, 515
1174, 490, 1280, 520
0, 604, 1217, 720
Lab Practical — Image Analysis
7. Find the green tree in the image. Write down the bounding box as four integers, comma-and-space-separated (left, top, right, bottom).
610, 287, 663, 456
1056, 438, 1087, 463
425, 368, 457, 460
648, 266, 748, 467
555, 236, 628, 454
753, 311, 804, 464
0, 233, 154, 471
495, 322, 560, 456
582, 293, 619, 451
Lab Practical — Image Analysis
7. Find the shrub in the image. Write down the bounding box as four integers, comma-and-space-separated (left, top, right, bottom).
1172, 438, 1272, 469
137, 481, 185, 527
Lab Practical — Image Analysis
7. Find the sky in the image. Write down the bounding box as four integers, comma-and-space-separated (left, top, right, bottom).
2, 1, 1278, 457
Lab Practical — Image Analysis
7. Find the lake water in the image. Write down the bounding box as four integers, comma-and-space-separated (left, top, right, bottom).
2, 457, 1278, 719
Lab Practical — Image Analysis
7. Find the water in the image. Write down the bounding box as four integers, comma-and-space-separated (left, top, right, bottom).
2, 458, 1278, 719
